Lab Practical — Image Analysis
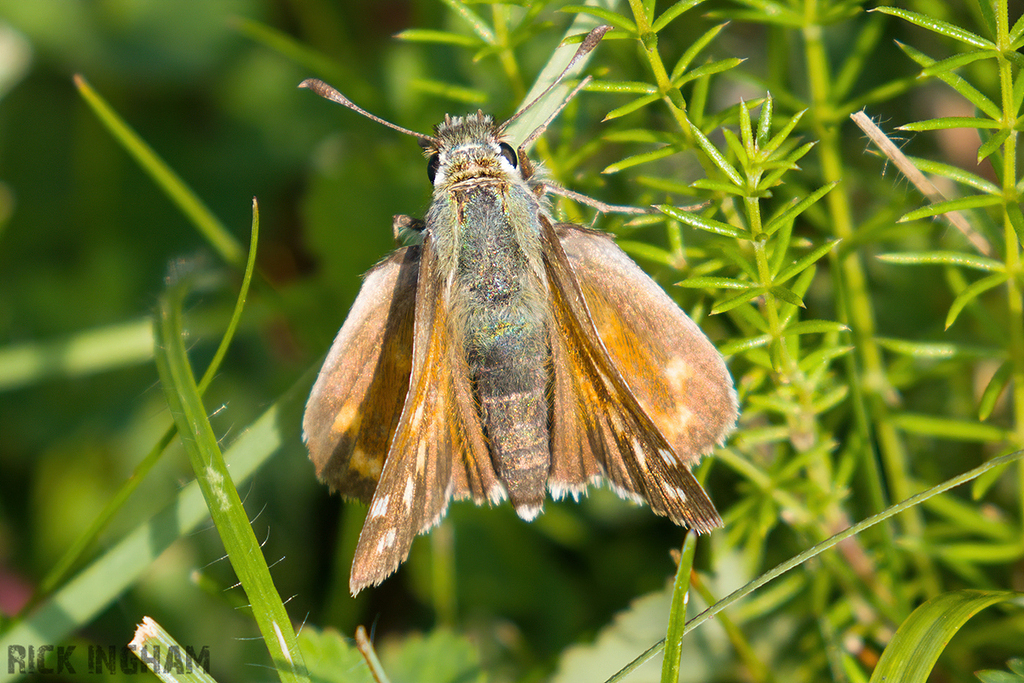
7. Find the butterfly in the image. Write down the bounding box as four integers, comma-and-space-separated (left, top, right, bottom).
301, 27, 737, 595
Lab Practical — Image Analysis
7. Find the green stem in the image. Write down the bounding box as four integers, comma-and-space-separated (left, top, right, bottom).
801, 1, 936, 609
994, 0, 1024, 524
626, 0, 673, 95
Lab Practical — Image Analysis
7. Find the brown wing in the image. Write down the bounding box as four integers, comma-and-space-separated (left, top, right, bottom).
542, 218, 733, 533
556, 222, 737, 462
302, 247, 419, 503
349, 232, 504, 594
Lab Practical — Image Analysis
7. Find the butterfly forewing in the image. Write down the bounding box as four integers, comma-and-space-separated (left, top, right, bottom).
542, 218, 727, 533
555, 223, 738, 462
349, 233, 504, 594
303, 247, 418, 502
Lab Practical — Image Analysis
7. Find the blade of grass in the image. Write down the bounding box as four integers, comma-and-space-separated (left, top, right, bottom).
129, 616, 218, 683
867, 590, 1023, 683
660, 531, 697, 683
0, 318, 153, 392
503, 0, 615, 147
74, 74, 244, 268
153, 244, 308, 681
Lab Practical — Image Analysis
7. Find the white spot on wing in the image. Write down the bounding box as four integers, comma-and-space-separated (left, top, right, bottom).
416, 436, 429, 472
665, 357, 691, 390
377, 528, 397, 552
659, 449, 676, 466
369, 494, 390, 519
631, 438, 647, 466
664, 486, 688, 503
403, 476, 415, 508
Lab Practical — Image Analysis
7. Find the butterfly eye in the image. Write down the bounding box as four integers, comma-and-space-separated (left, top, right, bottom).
498, 142, 518, 169
427, 154, 440, 184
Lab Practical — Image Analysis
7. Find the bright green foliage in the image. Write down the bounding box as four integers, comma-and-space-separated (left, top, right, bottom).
2, 1, 1024, 683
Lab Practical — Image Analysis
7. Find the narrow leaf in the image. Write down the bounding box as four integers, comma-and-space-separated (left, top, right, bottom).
908, 156, 1000, 194
899, 194, 1002, 222
769, 286, 805, 308
659, 205, 748, 238
690, 123, 743, 185
978, 362, 1012, 421
898, 116, 1002, 131
690, 179, 751, 196
876, 337, 1002, 359
763, 184, 838, 240
155, 278, 308, 682
674, 58, 744, 87
773, 239, 841, 284
946, 272, 1008, 328
718, 334, 771, 355
603, 145, 682, 173
586, 80, 658, 94
868, 590, 1022, 683
977, 128, 1012, 163
394, 29, 479, 47
873, 7, 992, 48
712, 287, 767, 314
890, 413, 1010, 442
660, 533, 698, 683
876, 251, 1004, 271
916, 50, 994, 78
676, 276, 752, 289
782, 320, 849, 335
603, 92, 661, 120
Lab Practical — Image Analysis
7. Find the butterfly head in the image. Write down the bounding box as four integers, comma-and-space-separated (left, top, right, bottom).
420, 112, 526, 189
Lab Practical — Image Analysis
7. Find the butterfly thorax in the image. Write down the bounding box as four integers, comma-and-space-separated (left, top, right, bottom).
423, 114, 552, 519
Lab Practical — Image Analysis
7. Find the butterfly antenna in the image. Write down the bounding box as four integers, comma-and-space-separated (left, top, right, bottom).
299, 78, 433, 143
499, 24, 612, 136
518, 76, 593, 151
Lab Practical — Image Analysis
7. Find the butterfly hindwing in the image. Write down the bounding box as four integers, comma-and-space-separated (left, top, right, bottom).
349, 232, 504, 594
542, 218, 730, 533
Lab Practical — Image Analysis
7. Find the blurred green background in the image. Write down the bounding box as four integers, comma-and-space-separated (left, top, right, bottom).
1, 0, 1022, 682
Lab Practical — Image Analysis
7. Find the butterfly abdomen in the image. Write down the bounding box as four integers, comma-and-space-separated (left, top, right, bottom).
449, 184, 551, 518
468, 311, 549, 518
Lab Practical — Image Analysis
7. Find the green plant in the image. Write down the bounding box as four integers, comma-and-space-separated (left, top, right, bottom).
1, 1, 1022, 682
